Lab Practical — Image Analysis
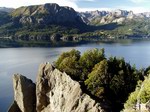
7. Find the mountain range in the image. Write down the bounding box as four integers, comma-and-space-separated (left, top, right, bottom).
80, 10, 150, 25
0, 3, 150, 47
1, 5, 150, 25
1, 4, 150, 26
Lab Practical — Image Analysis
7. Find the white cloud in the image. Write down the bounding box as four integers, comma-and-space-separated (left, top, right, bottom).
0, 0, 77, 8
77, 7, 113, 12
117, 6, 150, 13
0, 0, 149, 13
130, 0, 149, 3
0, 0, 94, 9
0, 0, 99, 12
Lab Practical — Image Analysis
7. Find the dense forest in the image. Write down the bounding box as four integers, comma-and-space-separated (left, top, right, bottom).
54, 48, 150, 112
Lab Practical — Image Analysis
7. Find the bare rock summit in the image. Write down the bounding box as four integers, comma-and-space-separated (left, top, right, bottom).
9, 63, 107, 112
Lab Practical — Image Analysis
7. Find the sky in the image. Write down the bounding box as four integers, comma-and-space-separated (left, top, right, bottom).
0, 0, 150, 13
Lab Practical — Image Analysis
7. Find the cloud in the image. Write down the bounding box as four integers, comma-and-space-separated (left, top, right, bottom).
0, 0, 94, 8
0, 0, 75, 8
130, 0, 149, 3
77, 7, 113, 12
0, 0, 149, 13
117, 5, 150, 13
129, 7, 150, 13
82, 0, 95, 1
64, 0, 94, 1
0, 0, 98, 12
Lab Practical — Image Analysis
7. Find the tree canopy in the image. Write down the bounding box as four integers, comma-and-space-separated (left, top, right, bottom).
54, 48, 144, 112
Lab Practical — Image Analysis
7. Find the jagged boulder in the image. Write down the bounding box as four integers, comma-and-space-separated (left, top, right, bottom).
36, 63, 105, 112
8, 74, 36, 112
9, 63, 108, 112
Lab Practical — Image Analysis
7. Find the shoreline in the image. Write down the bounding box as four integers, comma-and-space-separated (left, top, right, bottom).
0, 38, 150, 48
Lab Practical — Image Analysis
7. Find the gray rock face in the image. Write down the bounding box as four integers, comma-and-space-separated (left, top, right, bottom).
9, 63, 107, 112
9, 74, 36, 112
36, 63, 104, 112
79, 10, 132, 24
79, 9, 150, 24
19, 16, 33, 24
137, 12, 150, 18
11, 3, 83, 25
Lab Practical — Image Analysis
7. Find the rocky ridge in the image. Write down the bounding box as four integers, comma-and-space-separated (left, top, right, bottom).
79, 9, 150, 24
8, 63, 108, 112
1, 4, 150, 26
11, 3, 83, 25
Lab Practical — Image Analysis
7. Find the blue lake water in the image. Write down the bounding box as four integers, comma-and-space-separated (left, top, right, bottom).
1, 40, 150, 112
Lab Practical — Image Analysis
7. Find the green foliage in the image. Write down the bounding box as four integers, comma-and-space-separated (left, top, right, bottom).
145, 66, 150, 75
55, 48, 144, 111
85, 59, 107, 97
124, 75, 150, 110
55, 49, 81, 79
55, 48, 105, 80
84, 56, 143, 111
59, 56, 81, 79
55, 49, 80, 67
0, 12, 11, 26
79, 48, 105, 79
107, 57, 141, 96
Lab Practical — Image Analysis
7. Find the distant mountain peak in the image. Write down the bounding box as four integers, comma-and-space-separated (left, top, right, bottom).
10, 3, 84, 26
0, 7, 14, 13
79, 9, 150, 24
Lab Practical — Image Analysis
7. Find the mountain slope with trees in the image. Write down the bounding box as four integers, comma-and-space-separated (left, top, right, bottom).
0, 3, 150, 47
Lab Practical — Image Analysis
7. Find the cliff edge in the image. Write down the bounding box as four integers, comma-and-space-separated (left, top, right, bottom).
8, 63, 108, 112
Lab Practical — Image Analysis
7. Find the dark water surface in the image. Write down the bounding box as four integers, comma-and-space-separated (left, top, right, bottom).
1, 40, 150, 112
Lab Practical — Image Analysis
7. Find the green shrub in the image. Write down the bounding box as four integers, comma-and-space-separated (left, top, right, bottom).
124, 75, 150, 110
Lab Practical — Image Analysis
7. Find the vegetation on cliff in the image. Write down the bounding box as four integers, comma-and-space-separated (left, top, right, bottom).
54, 48, 146, 111
124, 74, 150, 111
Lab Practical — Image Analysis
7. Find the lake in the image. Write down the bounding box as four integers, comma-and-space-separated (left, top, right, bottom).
1, 40, 150, 112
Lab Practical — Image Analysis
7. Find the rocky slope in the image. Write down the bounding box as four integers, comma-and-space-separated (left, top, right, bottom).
11, 3, 83, 25
0, 3, 87, 43
8, 63, 109, 112
79, 9, 150, 25
8, 75, 36, 112
1, 4, 150, 26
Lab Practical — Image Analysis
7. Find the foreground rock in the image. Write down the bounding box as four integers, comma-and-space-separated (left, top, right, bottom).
8, 74, 36, 112
9, 63, 108, 112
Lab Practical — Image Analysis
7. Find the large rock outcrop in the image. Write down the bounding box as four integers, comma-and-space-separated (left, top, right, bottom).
9, 63, 108, 112
8, 74, 36, 112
